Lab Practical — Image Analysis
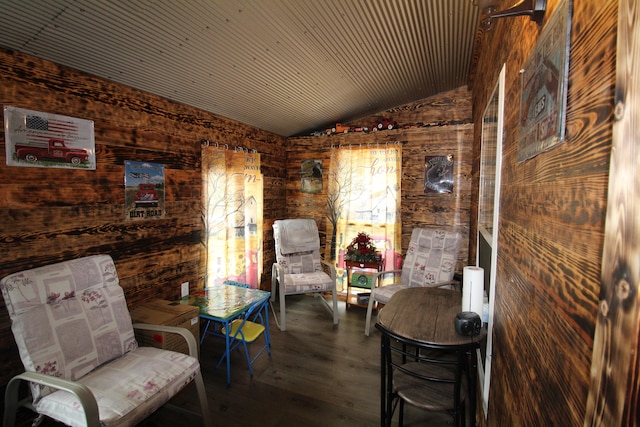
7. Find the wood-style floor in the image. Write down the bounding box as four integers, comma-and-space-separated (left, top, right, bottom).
13, 294, 459, 426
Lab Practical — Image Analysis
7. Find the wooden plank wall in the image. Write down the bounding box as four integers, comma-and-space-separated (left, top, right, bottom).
285, 86, 474, 273
470, 0, 616, 425
0, 1, 621, 423
0, 48, 287, 385
585, 0, 640, 423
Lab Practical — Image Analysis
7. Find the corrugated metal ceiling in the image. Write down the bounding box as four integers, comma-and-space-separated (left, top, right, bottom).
0, 0, 480, 136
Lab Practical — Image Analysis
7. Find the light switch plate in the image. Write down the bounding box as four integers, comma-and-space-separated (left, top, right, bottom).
181, 282, 189, 298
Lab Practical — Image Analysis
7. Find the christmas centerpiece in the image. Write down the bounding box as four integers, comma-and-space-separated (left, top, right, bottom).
345, 232, 382, 263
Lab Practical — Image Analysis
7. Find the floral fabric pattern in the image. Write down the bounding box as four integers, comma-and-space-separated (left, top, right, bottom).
372, 228, 462, 305
400, 228, 461, 288
0, 254, 202, 427
35, 347, 199, 427
273, 219, 335, 293
1, 255, 137, 401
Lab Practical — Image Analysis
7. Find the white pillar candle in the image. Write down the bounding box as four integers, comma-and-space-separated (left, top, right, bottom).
462, 266, 484, 318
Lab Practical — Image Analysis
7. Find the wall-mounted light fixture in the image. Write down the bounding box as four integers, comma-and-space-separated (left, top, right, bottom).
476, 0, 547, 30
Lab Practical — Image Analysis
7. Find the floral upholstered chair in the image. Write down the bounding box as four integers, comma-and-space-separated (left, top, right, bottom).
365, 228, 462, 336
1, 254, 211, 427
271, 219, 338, 331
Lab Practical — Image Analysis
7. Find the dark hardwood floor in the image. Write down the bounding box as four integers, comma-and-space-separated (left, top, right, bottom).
12, 294, 459, 426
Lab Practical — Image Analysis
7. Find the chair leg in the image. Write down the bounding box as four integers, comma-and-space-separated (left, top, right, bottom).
279, 286, 287, 331
263, 304, 272, 354
242, 340, 254, 377
365, 296, 375, 336
271, 263, 286, 331
194, 371, 212, 427
332, 289, 339, 325
3, 376, 21, 427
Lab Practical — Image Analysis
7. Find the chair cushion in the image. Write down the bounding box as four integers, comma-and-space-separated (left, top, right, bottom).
274, 219, 320, 254
276, 250, 325, 275
283, 271, 335, 294
34, 346, 200, 427
273, 220, 325, 274
372, 284, 410, 304
0, 255, 136, 401
401, 229, 461, 287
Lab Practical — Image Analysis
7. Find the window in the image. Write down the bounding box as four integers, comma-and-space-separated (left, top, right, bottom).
477, 64, 505, 415
201, 144, 263, 288
327, 144, 403, 287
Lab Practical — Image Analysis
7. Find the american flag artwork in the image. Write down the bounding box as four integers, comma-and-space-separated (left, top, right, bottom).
25, 114, 80, 145
4, 105, 96, 169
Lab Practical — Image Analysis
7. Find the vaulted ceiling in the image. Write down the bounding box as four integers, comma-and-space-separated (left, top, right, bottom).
0, 0, 481, 136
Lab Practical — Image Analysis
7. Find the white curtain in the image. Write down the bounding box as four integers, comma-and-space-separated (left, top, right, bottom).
327, 144, 402, 287
202, 145, 263, 288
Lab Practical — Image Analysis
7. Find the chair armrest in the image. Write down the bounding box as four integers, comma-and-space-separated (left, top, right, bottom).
4, 372, 99, 427
420, 280, 462, 292
132, 323, 199, 358
320, 259, 337, 282
372, 269, 402, 288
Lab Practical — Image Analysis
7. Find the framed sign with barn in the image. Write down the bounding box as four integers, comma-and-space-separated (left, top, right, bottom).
3, 106, 96, 169
301, 159, 322, 193
517, 0, 572, 162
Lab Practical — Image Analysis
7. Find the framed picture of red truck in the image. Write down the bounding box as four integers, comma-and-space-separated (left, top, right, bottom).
4, 105, 96, 170
124, 160, 165, 221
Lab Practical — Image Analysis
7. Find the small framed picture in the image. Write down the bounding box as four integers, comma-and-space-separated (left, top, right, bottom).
301, 159, 322, 193
424, 154, 454, 194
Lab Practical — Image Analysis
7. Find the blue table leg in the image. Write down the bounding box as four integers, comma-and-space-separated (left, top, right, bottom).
200, 319, 210, 345
224, 319, 231, 386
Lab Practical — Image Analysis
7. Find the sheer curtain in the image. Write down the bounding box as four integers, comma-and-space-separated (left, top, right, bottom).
327, 143, 402, 288
201, 144, 263, 288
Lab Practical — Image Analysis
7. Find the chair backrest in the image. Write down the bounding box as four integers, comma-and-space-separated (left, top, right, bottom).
0, 255, 137, 400
400, 228, 462, 288
273, 219, 323, 275
381, 329, 465, 422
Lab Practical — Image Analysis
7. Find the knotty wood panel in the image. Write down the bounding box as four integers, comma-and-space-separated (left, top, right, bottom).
470, 0, 616, 425
0, 48, 286, 385
286, 87, 473, 272
585, 0, 640, 423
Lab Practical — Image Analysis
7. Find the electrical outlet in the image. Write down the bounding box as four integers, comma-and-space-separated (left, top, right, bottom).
181, 281, 189, 298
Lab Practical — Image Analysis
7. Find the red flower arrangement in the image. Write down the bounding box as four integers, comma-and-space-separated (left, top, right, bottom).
345, 232, 381, 263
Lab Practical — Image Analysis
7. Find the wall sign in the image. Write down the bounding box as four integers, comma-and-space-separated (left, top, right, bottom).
424, 154, 454, 194
4, 105, 96, 169
518, 0, 572, 162
301, 159, 322, 193
125, 160, 165, 220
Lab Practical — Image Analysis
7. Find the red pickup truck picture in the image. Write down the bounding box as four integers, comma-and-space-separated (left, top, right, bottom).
134, 183, 160, 208
14, 138, 90, 165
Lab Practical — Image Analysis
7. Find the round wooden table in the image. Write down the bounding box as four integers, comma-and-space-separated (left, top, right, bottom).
375, 287, 486, 426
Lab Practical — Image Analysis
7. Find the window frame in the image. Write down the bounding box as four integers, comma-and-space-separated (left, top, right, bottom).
476, 64, 505, 416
